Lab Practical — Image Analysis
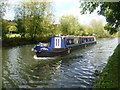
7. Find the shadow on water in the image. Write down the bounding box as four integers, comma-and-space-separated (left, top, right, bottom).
2, 37, 119, 88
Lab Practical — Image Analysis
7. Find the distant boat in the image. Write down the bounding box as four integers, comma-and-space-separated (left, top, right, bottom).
32, 35, 96, 57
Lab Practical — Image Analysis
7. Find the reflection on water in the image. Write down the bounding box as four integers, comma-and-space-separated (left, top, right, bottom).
2, 38, 118, 88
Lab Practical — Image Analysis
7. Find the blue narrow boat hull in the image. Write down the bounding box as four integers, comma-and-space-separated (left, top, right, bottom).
36, 48, 68, 57
35, 41, 96, 57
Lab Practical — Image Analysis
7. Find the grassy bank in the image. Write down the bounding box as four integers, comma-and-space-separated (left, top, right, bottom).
94, 44, 120, 88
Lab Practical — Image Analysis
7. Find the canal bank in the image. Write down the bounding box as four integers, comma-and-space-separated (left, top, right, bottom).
2, 37, 50, 47
94, 44, 120, 88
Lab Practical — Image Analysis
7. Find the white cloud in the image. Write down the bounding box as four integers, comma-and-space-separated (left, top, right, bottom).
53, 0, 106, 25
53, 0, 76, 8
4, 10, 15, 20
3, 0, 20, 20
78, 13, 107, 25
4, 0, 107, 25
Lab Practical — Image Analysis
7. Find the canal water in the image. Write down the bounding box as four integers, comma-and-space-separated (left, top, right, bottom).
2, 38, 118, 88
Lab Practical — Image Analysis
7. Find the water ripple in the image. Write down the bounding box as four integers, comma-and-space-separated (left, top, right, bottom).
2, 37, 119, 88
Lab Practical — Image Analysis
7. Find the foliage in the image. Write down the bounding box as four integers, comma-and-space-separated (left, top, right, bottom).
14, 0, 54, 39
81, 25, 93, 36
80, 1, 120, 34
6, 34, 21, 38
2, 19, 10, 38
104, 24, 116, 34
0, 0, 8, 38
59, 15, 83, 35
59, 15, 112, 37
13, 19, 25, 38
2, 0, 116, 45
2, 19, 18, 38
89, 19, 111, 37
9, 26, 17, 32
116, 30, 120, 37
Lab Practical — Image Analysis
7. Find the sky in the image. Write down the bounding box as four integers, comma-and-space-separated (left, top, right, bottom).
4, 0, 107, 25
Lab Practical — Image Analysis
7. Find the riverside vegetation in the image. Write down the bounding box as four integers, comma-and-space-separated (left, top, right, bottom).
1, 0, 119, 47
94, 44, 120, 88
79, 1, 120, 88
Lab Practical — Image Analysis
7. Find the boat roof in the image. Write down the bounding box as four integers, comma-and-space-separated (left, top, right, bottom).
60, 35, 95, 38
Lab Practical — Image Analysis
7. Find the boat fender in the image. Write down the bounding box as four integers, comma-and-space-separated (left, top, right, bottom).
68, 48, 71, 53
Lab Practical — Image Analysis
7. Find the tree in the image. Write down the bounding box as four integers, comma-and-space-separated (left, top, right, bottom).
79, 1, 120, 34
13, 19, 25, 38
9, 26, 17, 33
2, 19, 10, 38
81, 25, 93, 36
2, 19, 18, 38
89, 19, 111, 37
59, 15, 83, 35
15, 0, 53, 39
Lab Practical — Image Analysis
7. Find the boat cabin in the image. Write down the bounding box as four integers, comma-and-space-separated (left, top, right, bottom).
33, 36, 96, 51
50, 36, 96, 48
32, 35, 96, 57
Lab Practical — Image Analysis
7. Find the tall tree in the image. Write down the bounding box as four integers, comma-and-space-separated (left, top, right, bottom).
90, 19, 110, 37
59, 15, 83, 35
80, 1, 120, 34
15, 0, 53, 39
13, 19, 25, 38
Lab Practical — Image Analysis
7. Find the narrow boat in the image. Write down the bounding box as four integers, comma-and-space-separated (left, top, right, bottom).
32, 35, 96, 57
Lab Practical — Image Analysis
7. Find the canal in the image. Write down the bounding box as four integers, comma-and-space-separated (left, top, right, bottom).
2, 37, 118, 88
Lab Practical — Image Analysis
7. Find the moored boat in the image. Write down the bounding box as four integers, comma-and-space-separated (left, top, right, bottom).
32, 35, 96, 57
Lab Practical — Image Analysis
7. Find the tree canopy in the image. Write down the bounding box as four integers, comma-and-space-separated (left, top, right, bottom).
59, 15, 83, 35
14, 0, 56, 39
80, 1, 120, 34
1, 0, 117, 42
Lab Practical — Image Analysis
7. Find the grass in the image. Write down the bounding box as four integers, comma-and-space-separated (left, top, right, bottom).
94, 44, 120, 88
6, 34, 21, 38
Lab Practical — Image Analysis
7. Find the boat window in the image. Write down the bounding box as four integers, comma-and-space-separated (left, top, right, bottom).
88, 38, 94, 42
74, 38, 79, 44
90, 38, 91, 41
91, 38, 93, 41
86, 38, 88, 42
87, 38, 90, 42
82, 38, 84, 43
90, 38, 92, 41
66, 39, 74, 45
56, 39, 58, 46
79, 38, 82, 44
84, 38, 86, 42
58, 39, 59, 46
77, 37, 95, 43
91, 38, 94, 41
89, 38, 91, 41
